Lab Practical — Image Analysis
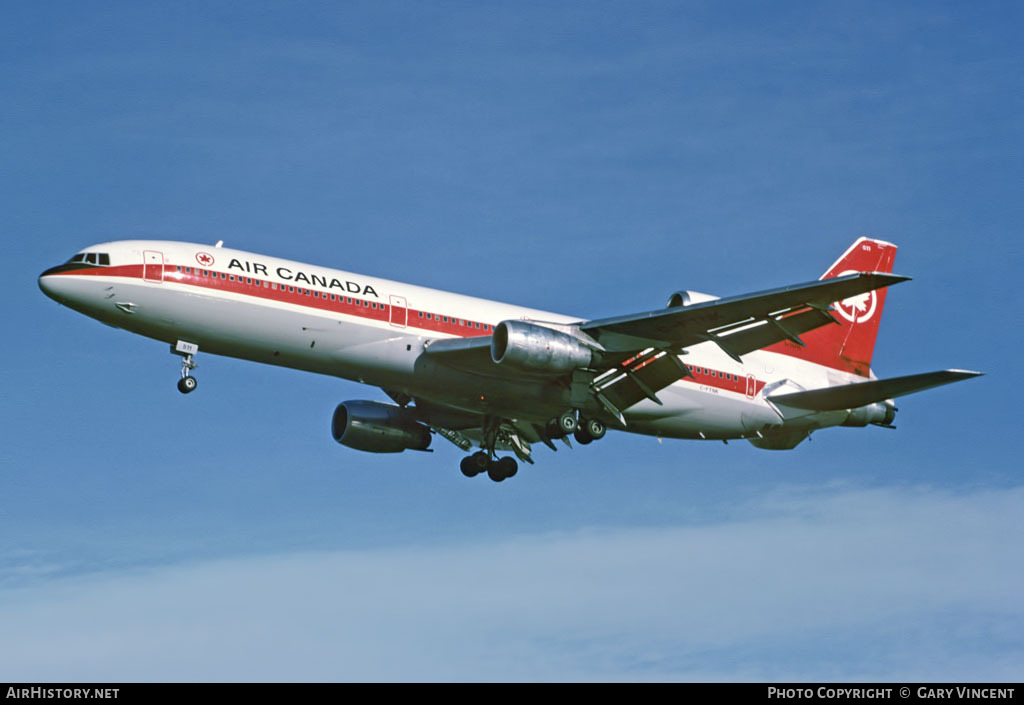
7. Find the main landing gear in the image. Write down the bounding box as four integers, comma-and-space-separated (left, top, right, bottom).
544, 410, 606, 446
459, 416, 521, 482
456, 411, 606, 483
172, 340, 199, 395
460, 451, 518, 482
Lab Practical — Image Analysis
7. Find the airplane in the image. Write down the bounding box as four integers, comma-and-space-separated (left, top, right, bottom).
38, 237, 980, 482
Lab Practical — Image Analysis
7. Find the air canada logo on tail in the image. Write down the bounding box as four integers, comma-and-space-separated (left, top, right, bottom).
834, 269, 877, 323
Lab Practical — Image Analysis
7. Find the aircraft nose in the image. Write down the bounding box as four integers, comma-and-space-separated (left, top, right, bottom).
38, 267, 69, 302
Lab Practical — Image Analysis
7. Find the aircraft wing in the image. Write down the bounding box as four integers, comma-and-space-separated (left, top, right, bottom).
421, 335, 499, 376
579, 272, 909, 356
423, 272, 909, 424
579, 272, 909, 419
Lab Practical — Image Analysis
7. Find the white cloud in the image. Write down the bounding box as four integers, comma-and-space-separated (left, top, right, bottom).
1, 485, 1021, 682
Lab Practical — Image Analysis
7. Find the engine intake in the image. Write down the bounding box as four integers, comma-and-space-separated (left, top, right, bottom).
331, 400, 431, 453
491, 320, 594, 374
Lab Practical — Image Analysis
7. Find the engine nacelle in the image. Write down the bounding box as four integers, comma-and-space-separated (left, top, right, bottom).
666, 290, 720, 308
491, 320, 594, 373
331, 400, 431, 453
841, 399, 897, 427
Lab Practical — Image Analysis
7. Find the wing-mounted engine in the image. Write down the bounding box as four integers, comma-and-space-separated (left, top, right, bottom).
491, 320, 597, 374
666, 290, 720, 307
331, 400, 431, 453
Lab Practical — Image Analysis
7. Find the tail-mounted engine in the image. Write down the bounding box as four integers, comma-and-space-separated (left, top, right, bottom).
491, 320, 595, 374
331, 400, 431, 453
842, 399, 897, 428
666, 290, 720, 307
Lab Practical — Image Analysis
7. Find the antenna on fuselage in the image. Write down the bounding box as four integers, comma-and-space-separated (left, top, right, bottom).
215, 240, 223, 248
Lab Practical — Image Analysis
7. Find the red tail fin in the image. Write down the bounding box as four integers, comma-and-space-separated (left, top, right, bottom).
767, 238, 898, 377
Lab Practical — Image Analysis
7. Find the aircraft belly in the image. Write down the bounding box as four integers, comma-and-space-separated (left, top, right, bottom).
624, 382, 781, 440
406, 360, 571, 424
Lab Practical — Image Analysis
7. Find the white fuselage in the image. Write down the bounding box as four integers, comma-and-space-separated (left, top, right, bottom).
39, 240, 866, 443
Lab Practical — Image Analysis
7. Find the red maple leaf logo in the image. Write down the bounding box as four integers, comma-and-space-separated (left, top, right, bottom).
196, 252, 214, 266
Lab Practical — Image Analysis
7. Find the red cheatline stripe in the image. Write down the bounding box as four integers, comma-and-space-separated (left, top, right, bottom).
49, 264, 768, 395
46, 264, 495, 338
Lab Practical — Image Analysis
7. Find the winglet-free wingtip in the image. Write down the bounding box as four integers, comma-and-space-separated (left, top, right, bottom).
869, 271, 912, 285
946, 369, 985, 380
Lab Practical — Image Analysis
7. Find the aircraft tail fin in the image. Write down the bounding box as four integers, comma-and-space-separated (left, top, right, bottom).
768, 369, 983, 411
767, 237, 899, 376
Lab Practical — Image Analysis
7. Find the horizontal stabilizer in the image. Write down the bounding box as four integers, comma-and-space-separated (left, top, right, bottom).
769, 369, 983, 411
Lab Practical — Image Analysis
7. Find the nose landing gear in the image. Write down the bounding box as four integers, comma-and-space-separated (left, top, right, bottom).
172, 340, 199, 394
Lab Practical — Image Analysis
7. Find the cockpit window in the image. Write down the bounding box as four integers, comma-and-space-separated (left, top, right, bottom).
64, 252, 110, 266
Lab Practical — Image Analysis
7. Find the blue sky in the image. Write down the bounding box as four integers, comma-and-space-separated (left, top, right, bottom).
1, 1, 1020, 681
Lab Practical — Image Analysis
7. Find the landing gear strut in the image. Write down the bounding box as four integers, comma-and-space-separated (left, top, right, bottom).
172, 340, 199, 395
